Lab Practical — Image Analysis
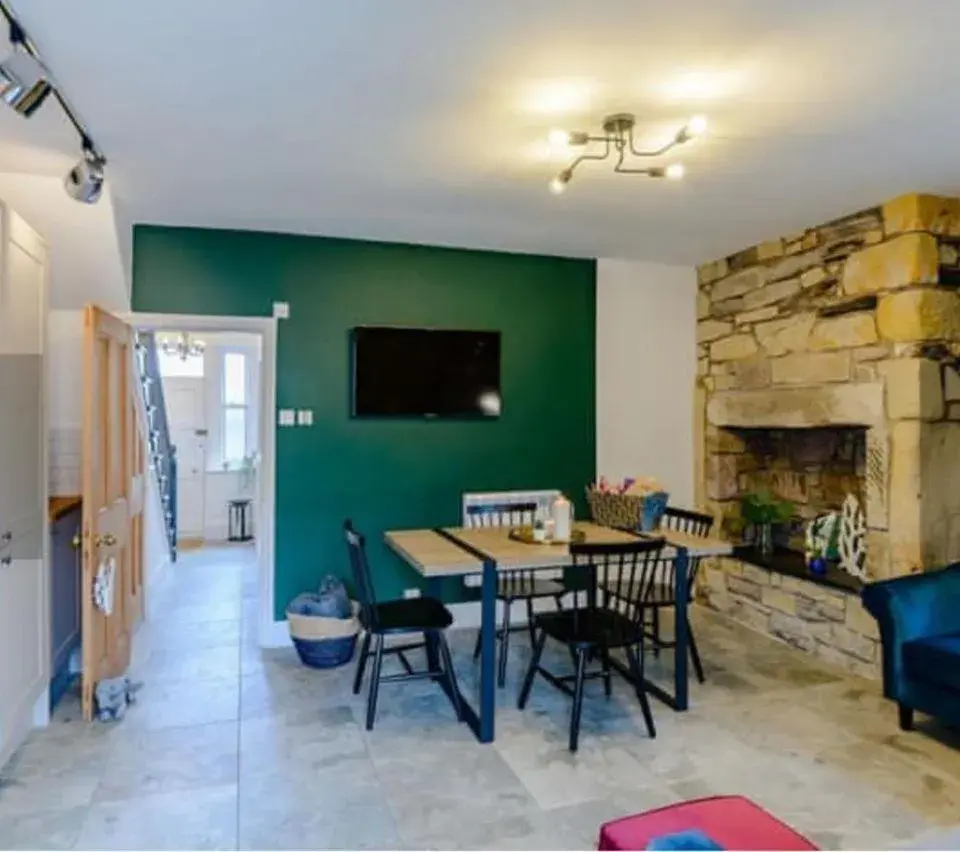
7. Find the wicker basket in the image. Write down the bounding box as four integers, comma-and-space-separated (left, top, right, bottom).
287, 601, 360, 669
586, 488, 669, 531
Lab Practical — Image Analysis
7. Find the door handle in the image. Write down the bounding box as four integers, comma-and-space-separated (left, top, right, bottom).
95, 533, 118, 548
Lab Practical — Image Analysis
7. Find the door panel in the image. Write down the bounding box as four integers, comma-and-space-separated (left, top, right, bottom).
164, 379, 206, 538
81, 306, 145, 721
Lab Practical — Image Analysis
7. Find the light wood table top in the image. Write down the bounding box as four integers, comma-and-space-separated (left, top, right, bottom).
385, 521, 732, 578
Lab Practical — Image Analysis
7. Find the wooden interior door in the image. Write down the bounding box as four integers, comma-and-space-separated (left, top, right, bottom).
81, 306, 145, 720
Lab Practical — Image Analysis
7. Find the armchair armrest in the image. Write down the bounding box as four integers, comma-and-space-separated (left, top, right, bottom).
861, 564, 960, 699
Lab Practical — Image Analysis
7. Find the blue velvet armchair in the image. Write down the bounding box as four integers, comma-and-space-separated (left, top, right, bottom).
861, 564, 960, 731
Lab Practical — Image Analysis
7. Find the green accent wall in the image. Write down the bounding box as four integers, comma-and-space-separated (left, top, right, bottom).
132, 226, 596, 618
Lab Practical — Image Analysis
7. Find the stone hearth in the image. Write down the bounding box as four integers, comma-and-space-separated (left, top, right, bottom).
694, 192, 960, 678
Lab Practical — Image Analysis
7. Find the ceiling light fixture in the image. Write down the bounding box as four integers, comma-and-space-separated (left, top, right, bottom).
546, 113, 706, 192
0, 0, 107, 203
161, 332, 205, 362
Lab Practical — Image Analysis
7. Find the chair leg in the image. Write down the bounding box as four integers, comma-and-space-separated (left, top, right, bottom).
498, 599, 512, 688
686, 615, 705, 684
365, 634, 385, 732
518, 628, 547, 710
569, 648, 587, 753
626, 643, 656, 739
353, 631, 371, 695
651, 608, 661, 658
899, 703, 914, 731
472, 626, 482, 661
437, 631, 464, 722
554, 593, 564, 612
601, 645, 612, 699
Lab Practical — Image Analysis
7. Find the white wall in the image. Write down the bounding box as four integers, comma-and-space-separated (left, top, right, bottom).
596, 258, 698, 508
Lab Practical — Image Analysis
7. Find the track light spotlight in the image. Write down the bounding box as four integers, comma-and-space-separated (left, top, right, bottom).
0, 49, 50, 116
0, 1, 107, 202
64, 150, 105, 204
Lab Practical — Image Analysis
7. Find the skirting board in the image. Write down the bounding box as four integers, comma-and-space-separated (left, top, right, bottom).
259, 595, 578, 648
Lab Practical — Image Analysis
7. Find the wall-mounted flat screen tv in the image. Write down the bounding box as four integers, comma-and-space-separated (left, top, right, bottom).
351, 326, 501, 418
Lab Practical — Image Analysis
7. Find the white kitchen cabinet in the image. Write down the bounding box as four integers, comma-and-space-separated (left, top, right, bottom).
0, 203, 48, 768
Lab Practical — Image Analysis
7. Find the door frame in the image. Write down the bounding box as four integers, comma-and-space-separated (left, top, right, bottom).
125, 313, 278, 648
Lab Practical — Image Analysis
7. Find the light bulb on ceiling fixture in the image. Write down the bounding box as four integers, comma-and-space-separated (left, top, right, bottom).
688, 115, 708, 136
548, 128, 570, 147
675, 114, 708, 144
549, 168, 573, 194
665, 163, 686, 180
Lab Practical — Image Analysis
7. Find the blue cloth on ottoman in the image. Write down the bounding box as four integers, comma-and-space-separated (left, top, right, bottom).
646, 829, 724, 850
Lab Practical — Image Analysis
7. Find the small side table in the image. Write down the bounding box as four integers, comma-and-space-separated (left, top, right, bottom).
228, 498, 254, 542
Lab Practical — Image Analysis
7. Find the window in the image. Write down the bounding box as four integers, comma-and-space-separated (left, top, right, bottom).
222, 352, 247, 466
157, 349, 204, 378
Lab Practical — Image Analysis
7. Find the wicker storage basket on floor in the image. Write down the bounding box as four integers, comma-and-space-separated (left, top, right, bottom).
286, 602, 360, 669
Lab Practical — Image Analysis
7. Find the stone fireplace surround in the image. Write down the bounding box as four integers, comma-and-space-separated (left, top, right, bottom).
694, 193, 960, 678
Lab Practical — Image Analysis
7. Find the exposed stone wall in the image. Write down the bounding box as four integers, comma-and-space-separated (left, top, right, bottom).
701, 557, 880, 679
695, 193, 960, 677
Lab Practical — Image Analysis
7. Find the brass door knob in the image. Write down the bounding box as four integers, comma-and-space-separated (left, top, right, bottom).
95, 532, 118, 548
71, 533, 81, 549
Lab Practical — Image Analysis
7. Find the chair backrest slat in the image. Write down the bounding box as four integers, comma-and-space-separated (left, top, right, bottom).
344, 520, 378, 630
571, 538, 666, 630
657, 506, 716, 600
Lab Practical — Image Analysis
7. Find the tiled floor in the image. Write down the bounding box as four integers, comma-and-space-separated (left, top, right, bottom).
2, 544, 960, 850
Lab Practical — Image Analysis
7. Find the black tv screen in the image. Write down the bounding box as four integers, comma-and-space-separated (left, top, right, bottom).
351, 326, 501, 418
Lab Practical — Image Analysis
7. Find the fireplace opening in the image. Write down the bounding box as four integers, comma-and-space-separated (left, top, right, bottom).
720, 425, 868, 592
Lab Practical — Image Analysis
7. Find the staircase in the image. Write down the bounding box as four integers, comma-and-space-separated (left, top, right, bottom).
134, 331, 177, 563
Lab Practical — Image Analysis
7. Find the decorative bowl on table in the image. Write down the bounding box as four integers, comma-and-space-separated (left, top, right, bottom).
509, 526, 586, 546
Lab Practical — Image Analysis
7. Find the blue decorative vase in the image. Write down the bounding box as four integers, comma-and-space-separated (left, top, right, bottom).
640, 491, 670, 532
809, 556, 828, 576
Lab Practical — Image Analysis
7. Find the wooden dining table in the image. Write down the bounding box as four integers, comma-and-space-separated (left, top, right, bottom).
385, 520, 732, 744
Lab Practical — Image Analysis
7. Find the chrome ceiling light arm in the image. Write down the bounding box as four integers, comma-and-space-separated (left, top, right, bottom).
0, 0, 107, 201
550, 137, 611, 193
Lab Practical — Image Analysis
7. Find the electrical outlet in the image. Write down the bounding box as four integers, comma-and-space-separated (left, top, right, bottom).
296, 409, 314, 426
278, 409, 295, 426
273, 301, 290, 319
403, 588, 422, 599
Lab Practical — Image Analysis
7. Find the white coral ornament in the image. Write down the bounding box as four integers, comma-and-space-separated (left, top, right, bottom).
838, 494, 867, 580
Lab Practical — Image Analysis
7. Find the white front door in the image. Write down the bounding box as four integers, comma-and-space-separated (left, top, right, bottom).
164, 378, 206, 539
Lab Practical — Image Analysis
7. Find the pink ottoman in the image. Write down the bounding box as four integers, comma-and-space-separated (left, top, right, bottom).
598, 795, 818, 851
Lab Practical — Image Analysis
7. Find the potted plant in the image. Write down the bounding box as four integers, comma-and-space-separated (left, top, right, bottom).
740, 491, 795, 558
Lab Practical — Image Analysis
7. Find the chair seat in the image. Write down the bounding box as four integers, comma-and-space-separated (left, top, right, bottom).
903, 632, 960, 692
498, 574, 566, 600
535, 607, 642, 649
364, 596, 453, 634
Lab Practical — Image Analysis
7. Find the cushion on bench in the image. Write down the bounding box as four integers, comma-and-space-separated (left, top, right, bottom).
598, 795, 818, 852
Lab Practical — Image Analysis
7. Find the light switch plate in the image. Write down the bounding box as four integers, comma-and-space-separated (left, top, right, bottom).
273, 301, 290, 319
278, 409, 295, 426
297, 409, 314, 426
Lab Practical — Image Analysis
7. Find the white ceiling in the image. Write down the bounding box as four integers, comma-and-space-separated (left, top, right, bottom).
4, 0, 960, 266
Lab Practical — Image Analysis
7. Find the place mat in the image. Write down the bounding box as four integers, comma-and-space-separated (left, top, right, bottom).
509, 526, 586, 546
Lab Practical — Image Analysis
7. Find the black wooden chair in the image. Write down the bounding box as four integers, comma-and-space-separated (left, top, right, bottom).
518, 538, 664, 752
608, 506, 715, 683
466, 500, 567, 688
345, 520, 463, 731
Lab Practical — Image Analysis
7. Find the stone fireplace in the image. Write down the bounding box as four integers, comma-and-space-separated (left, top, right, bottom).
694, 193, 960, 677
